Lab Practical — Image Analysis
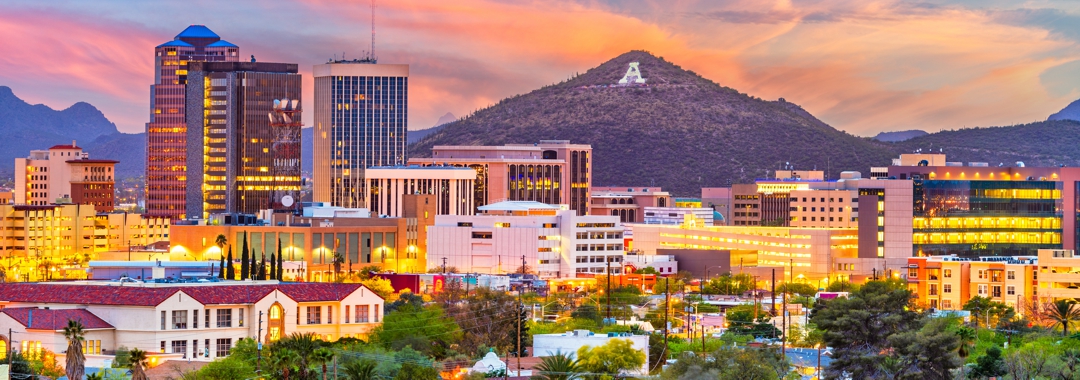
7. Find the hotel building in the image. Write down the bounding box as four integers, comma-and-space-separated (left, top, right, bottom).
409, 141, 593, 215
0, 282, 383, 367
313, 61, 409, 209
184, 61, 303, 219
426, 201, 624, 278
365, 166, 476, 218
147, 25, 240, 219
15, 143, 117, 212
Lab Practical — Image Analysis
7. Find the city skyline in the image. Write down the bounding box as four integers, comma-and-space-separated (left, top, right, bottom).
0, 0, 1078, 137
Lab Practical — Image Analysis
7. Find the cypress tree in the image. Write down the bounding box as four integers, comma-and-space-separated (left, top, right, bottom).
226, 245, 235, 280
277, 244, 284, 281
259, 253, 267, 280
240, 232, 249, 280
218, 255, 225, 279
250, 250, 258, 280
277, 239, 283, 279
269, 252, 277, 281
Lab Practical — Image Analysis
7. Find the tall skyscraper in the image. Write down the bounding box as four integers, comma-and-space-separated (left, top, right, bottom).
184, 62, 302, 219
313, 60, 408, 208
146, 25, 239, 219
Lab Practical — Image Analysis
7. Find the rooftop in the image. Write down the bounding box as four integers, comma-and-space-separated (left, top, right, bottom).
49, 144, 80, 150
175, 25, 220, 39
478, 201, 560, 212
0, 282, 375, 307
206, 40, 237, 48
156, 40, 193, 48
2, 307, 114, 330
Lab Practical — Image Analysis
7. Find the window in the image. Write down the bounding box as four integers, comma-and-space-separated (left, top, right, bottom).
358, 305, 369, 322
217, 309, 232, 328
1007, 270, 1016, 280
327, 305, 333, 324
238, 308, 244, 327
942, 299, 952, 309
908, 268, 918, 278
346, 305, 351, 323
992, 286, 1002, 298
205, 339, 210, 357
307, 306, 322, 324
216, 339, 232, 357
193, 310, 198, 329
160, 341, 165, 353
978, 284, 987, 295
172, 310, 188, 329
374, 305, 380, 322
943, 284, 952, 293
172, 340, 187, 356
161, 311, 166, 330
929, 284, 938, 296
978, 270, 985, 279
205, 309, 210, 328
944, 269, 952, 278
1007, 286, 1016, 296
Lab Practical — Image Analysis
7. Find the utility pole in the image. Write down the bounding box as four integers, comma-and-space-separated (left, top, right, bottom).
257, 310, 263, 372
517, 286, 522, 378
664, 280, 670, 344
606, 259, 612, 322
442, 257, 447, 273
8, 328, 12, 380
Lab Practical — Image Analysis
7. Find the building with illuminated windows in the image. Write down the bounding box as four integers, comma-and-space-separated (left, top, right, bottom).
183, 61, 302, 219
906, 255, 1036, 313
888, 162, 1075, 257
0, 204, 170, 282
589, 187, 671, 223
15, 143, 117, 212
312, 61, 409, 209
147, 25, 240, 219
364, 166, 476, 218
170, 196, 435, 280
0, 282, 383, 367
426, 201, 624, 279
409, 141, 593, 215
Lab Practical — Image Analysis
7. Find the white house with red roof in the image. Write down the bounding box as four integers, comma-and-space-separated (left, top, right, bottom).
0, 281, 383, 368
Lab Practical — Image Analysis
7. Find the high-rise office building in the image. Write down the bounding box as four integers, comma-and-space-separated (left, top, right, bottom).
184, 61, 302, 219
313, 61, 409, 208
146, 25, 239, 219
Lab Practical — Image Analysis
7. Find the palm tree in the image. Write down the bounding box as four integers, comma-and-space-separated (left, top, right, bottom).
215, 234, 228, 251
63, 319, 86, 380
86, 371, 104, 380
272, 332, 326, 380
341, 359, 377, 380
270, 348, 301, 380
1047, 299, 1080, 336
129, 348, 149, 380
312, 348, 335, 380
956, 326, 976, 358
533, 350, 581, 380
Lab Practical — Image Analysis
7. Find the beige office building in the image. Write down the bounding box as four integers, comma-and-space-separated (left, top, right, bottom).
313, 61, 409, 208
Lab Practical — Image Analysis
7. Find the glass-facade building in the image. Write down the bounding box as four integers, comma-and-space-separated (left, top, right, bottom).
147, 25, 239, 219
312, 62, 409, 208
911, 179, 1063, 257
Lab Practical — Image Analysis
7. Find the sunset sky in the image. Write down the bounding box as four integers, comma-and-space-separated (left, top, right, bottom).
2, 0, 1079, 136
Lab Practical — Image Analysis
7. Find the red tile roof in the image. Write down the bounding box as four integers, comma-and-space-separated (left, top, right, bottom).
0, 283, 371, 307
66, 159, 118, 164
1, 307, 114, 330
48, 144, 80, 150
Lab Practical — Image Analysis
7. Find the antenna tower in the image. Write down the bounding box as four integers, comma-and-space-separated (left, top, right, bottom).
371, 0, 376, 60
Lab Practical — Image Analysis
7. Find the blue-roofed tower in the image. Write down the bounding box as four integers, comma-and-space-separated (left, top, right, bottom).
146, 25, 239, 219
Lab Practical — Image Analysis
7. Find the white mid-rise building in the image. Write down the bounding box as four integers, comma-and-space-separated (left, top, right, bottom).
365, 165, 476, 217
427, 201, 625, 278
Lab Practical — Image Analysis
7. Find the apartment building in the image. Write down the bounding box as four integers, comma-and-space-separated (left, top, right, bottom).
1037, 249, 1080, 302
907, 255, 1036, 312
15, 143, 117, 211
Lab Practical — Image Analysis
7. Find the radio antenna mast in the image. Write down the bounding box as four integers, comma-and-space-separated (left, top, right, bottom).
371, 0, 376, 60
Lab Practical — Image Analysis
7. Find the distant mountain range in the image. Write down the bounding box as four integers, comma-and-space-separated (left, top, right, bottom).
0, 86, 144, 179
873, 130, 928, 142
4, 54, 1080, 195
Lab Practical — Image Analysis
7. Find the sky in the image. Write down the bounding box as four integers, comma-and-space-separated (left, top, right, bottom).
2, 0, 1080, 137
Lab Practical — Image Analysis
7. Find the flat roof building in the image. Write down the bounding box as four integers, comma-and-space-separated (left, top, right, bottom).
365, 166, 476, 217
410, 140, 593, 215
15, 143, 118, 212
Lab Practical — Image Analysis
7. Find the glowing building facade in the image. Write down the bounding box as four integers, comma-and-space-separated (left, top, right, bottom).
147, 25, 240, 219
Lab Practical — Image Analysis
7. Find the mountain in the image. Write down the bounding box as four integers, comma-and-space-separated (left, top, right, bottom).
408, 112, 457, 145
0, 86, 146, 178
873, 130, 928, 142
409, 51, 898, 195
891, 120, 1080, 167
1049, 99, 1080, 122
